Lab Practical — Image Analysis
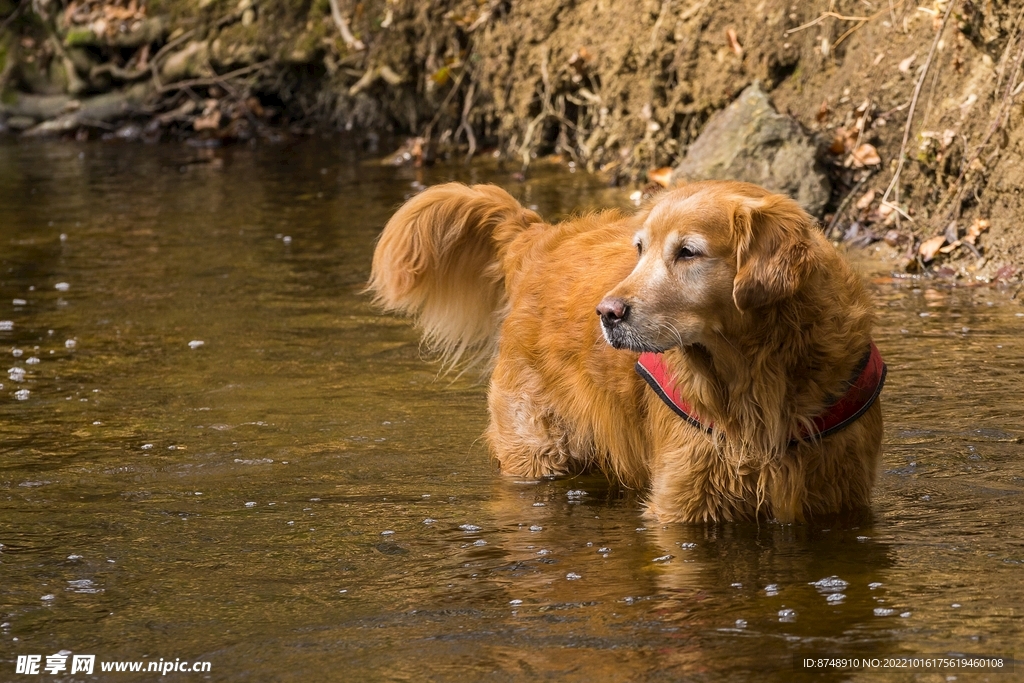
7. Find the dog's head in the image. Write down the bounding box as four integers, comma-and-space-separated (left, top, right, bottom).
597, 181, 819, 352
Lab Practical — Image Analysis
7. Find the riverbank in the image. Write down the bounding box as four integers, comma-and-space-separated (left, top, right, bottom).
2, 0, 1023, 282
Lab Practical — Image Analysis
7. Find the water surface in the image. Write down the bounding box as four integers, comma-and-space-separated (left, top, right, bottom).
0, 139, 1021, 681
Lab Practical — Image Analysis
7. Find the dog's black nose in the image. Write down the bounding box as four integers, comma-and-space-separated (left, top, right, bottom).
597, 297, 630, 326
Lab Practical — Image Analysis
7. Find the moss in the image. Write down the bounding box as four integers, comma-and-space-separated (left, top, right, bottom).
64, 28, 100, 47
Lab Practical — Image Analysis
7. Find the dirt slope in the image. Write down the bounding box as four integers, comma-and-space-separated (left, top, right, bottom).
2, 0, 1023, 280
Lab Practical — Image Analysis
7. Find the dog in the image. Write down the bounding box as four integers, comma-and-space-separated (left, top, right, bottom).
367, 180, 885, 523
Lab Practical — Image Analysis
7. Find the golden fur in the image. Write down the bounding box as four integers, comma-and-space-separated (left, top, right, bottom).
368, 180, 883, 523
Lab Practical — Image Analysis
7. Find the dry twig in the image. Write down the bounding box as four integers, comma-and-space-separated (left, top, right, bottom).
880, 0, 957, 215
157, 61, 270, 93
328, 0, 365, 52
938, 16, 1024, 221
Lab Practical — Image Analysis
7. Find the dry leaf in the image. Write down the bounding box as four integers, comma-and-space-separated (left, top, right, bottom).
899, 53, 917, 73
851, 143, 881, 167
193, 111, 221, 131
919, 235, 946, 262
648, 167, 673, 189
830, 133, 848, 155
816, 99, 830, 122
964, 218, 989, 245
855, 189, 876, 210
726, 28, 743, 56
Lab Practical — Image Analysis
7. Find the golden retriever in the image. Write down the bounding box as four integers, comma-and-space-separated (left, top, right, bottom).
367, 180, 885, 523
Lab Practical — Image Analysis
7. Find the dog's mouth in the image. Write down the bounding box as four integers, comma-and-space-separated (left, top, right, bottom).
600, 320, 667, 353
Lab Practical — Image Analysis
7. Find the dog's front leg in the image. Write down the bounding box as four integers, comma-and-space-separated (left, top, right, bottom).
644, 433, 761, 523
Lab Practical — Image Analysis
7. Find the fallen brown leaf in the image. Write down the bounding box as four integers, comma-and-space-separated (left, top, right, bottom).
919, 235, 946, 262
851, 143, 881, 167
816, 99, 830, 122
726, 28, 743, 56
855, 189, 876, 210
964, 218, 989, 245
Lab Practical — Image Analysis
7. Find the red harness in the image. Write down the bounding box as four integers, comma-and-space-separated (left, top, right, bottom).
636, 342, 887, 442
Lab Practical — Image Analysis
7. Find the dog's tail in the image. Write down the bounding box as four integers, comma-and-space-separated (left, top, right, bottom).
367, 183, 541, 368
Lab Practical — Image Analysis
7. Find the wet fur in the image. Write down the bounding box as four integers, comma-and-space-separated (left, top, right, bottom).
368, 180, 883, 523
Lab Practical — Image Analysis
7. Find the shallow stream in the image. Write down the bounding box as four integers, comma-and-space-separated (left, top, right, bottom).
1, 139, 1021, 681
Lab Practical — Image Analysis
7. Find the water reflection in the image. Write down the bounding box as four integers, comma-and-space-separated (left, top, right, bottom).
0, 138, 1021, 681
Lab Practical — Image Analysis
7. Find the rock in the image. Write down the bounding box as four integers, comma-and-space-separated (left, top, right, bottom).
671, 83, 831, 216
160, 41, 212, 83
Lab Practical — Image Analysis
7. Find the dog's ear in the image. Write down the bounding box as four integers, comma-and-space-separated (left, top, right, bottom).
731, 194, 816, 312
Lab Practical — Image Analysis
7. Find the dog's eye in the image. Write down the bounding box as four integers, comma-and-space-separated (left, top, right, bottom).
636, 243, 643, 257
676, 246, 699, 261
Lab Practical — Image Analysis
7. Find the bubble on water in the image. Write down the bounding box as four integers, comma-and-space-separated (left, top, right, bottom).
12, 299, 26, 306
778, 608, 796, 622
8, 367, 25, 382
900, 611, 912, 618
25, 357, 39, 365
282, 236, 292, 245
234, 458, 273, 465
54, 282, 70, 292
287, 521, 295, 526
381, 530, 395, 536
765, 584, 780, 596
652, 555, 673, 563
856, 535, 870, 541
810, 576, 849, 593
874, 608, 896, 616
422, 518, 436, 525
67, 554, 82, 561
11, 348, 22, 357
65, 339, 77, 348
532, 502, 545, 507
565, 572, 581, 581
67, 579, 102, 594
635, 527, 647, 532
566, 489, 587, 499
14, 389, 30, 400
310, 498, 321, 502
826, 593, 846, 604
869, 582, 883, 589
141, 444, 153, 450
339, 589, 348, 594
459, 524, 482, 532
509, 599, 523, 606
951, 603, 961, 608
731, 583, 742, 588
188, 340, 205, 349
245, 502, 257, 507
41, 594, 55, 601
472, 539, 487, 546
92, 421, 102, 426
598, 547, 610, 553
537, 549, 550, 555
678, 542, 697, 549
735, 619, 747, 628
528, 525, 543, 532
0, 321, 12, 331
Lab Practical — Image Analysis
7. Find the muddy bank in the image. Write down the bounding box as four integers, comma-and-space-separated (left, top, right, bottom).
2, 0, 1024, 280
